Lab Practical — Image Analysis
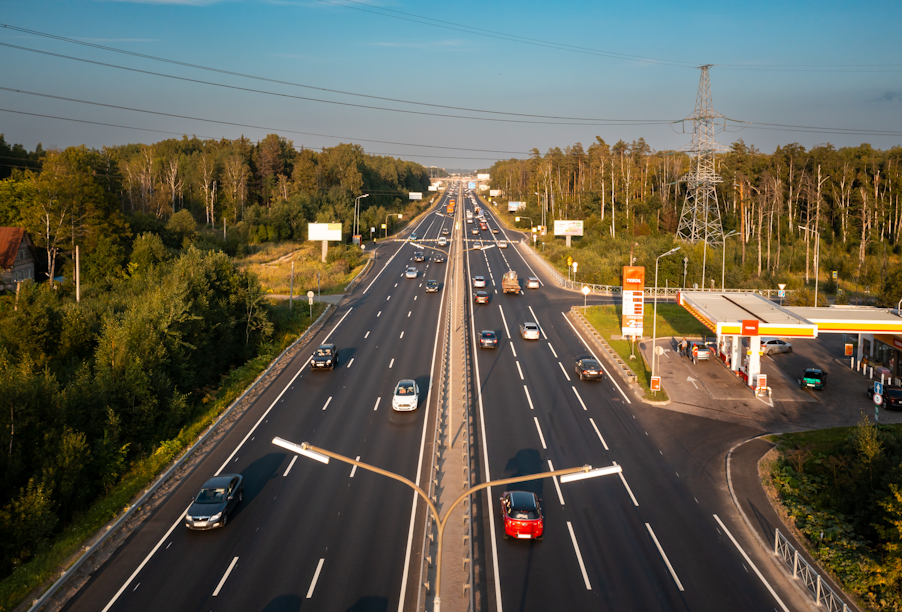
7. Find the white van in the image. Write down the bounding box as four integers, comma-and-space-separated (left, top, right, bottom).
437, 236, 447, 247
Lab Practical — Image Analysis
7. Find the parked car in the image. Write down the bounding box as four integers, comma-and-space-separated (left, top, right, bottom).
479, 330, 499, 348
761, 338, 793, 355
799, 368, 827, 390
405, 267, 418, 279
311, 344, 339, 370
392, 379, 419, 412
500, 491, 543, 540
520, 322, 540, 340
575, 358, 603, 381
413, 251, 425, 262
867, 383, 902, 408
527, 277, 540, 289
689, 342, 711, 361
473, 276, 486, 288
185, 474, 243, 530
474, 291, 489, 304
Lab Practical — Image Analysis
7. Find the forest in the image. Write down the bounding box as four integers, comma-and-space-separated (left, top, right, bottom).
0, 133, 430, 586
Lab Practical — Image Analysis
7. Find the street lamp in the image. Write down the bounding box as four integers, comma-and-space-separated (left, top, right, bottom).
515, 216, 533, 230
721, 230, 739, 291
798, 225, 821, 307
682, 257, 689, 289
384, 213, 402, 239
353, 194, 369, 237
582, 285, 590, 311
272, 437, 621, 612
652, 247, 680, 391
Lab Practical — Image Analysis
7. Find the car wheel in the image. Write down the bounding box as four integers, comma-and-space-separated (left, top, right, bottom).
221, 513, 228, 527
788, 347, 792, 353
579, 373, 584, 381
238, 489, 243, 503
536, 535, 543, 541
503, 531, 509, 540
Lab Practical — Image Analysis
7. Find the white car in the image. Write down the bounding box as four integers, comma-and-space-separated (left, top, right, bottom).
405, 267, 418, 279
392, 379, 419, 412
473, 276, 486, 288
520, 322, 540, 340
526, 277, 540, 289
499, 242, 508, 249
761, 338, 793, 355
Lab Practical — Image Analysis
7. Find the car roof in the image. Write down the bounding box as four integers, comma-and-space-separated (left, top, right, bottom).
804, 368, 824, 374
202, 475, 237, 488
427, 279, 438, 283
481, 330, 496, 335
507, 491, 538, 509
317, 343, 336, 349
523, 322, 537, 327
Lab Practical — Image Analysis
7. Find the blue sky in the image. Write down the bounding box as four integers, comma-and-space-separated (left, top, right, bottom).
1, 0, 900, 169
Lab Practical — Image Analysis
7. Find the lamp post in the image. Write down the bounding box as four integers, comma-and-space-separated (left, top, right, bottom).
798, 225, 821, 307
353, 194, 369, 237
721, 230, 739, 291
514, 216, 533, 230
582, 285, 590, 311
384, 213, 402, 239
682, 257, 689, 289
652, 247, 681, 387
272, 437, 621, 612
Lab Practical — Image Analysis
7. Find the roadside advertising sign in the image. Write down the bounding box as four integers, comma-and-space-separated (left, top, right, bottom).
477, 174, 490, 180
757, 374, 767, 390
621, 266, 645, 337
553, 220, 584, 236
409, 192, 423, 200
845, 343, 854, 356
428, 185, 438, 191
650, 376, 661, 392
742, 319, 760, 336
308, 223, 342, 241
490, 190, 501, 197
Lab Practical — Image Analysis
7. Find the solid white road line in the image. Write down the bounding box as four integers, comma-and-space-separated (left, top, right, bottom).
612, 461, 639, 506
322, 307, 354, 344
516, 361, 524, 380
528, 306, 547, 339
373, 397, 381, 411
562, 313, 631, 404
363, 238, 407, 294
572, 386, 588, 411
534, 417, 547, 449
498, 304, 511, 338
645, 524, 684, 592
212, 557, 239, 597
589, 418, 609, 450
548, 459, 565, 505
548, 343, 558, 358
322, 396, 332, 411
389, 358, 395, 368
350, 456, 360, 478
347, 358, 354, 369
524, 385, 535, 410
713, 514, 790, 612
306, 558, 325, 598
558, 361, 571, 381
283, 455, 298, 476
567, 522, 591, 590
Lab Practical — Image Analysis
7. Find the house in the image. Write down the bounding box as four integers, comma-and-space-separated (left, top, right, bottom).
0, 228, 36, 290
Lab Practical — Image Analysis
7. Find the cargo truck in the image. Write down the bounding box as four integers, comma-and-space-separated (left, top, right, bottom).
501, 270, 521, 294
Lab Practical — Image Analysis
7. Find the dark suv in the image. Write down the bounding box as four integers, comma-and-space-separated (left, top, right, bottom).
311, 344, 339, 371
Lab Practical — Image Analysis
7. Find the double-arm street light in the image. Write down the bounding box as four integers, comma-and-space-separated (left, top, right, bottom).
272, 437, 621, 612
384, 212, 402, 239
721, 230, 739, 291
353, 194, 369, 238
651, 247, 680, 390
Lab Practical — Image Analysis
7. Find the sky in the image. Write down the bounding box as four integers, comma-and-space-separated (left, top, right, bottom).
1, 0, 901, 170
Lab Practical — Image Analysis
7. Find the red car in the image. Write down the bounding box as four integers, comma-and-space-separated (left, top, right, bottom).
474, 291, 489, 304
500, 491, 543, 540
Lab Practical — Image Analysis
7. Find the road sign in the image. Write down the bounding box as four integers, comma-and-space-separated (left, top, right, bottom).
875, 382, 884, 396
777, 283, 786, 290
832, 270, 838, 279
757, 374, 768, 390
567, 256, 573, 267
572, 262, 578, 272
778, 290, 785, 298
650, 376, 661, 392
875, 393, 884, 406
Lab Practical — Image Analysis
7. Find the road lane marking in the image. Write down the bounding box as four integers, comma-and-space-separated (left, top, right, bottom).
528, 306, 547, 339
589, 418, 609, 450
645, 524, 684, 591
713, 515, 790, 612
558, 362, 571, 381
510, 344, 517, 357
365, 331, 370, 338
389, 358, 395, 368
283, 456, 298, 476
408, 311, 411, 317
498, 304, 511, 338
524, 385, 535, 410
414, 295, 418, 300
350, 456, 360, 477
400, 331, 405, 339
306, 558, 325, 598
534, 417, 547, 449
567, 522, 591, 590
373, 397, 381, 411
387, 295, 391, 301
612, 461, 639, 506
212, 557, 239, 597
395, 283, 398, 287
364, 238, 407, 294
572, 386, 588, 410
548, 343, 558, 358
378, 311, 381, 317
347, 358, 354, 368
562, 313, 631, 404
322, 396, 332, 411
548, 459, 565, 505
516, 361, 524, 380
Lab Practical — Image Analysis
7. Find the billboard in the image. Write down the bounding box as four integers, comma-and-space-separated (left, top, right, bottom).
308, 223, 342, 241
428, 185, 438, 191
508, 201, 526, 212
553, 220, 584, 236
479, 184, 489, 191
477, 173, 490, 180
409, 192, 423, 200
621, 266, 645, 338
490, 189, 501, 197
467, 182, 476, 189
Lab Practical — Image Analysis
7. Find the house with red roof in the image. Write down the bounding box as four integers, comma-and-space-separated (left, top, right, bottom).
0, 227, 36, 290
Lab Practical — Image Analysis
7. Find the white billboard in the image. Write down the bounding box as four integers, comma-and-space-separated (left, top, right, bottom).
409, 192, 423, 200
477, 174, 490, 180
554, 220, 584, 236
507, 201, 526, 212
428, 185, 438, 191
308, 223, 342, 241
479, 184, 489, 191
490, 189, 501, 197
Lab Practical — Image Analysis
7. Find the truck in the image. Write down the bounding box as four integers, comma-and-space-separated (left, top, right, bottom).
501, 270, 521, 294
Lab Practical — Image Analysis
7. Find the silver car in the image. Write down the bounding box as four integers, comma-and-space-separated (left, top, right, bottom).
405, 267, 417, 279
761, 338, 792, 355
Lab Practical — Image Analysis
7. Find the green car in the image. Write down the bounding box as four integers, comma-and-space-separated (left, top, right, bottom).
800, 368, 827, 390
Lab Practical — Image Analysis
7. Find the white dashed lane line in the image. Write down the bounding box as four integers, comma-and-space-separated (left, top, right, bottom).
322, 397, 332, 411
528, 306, 547, 339
533, 417, 547, 449
386, 295, 391, 301
283, 456, 297, 476
510, 344, 517, 358
572, 386, 588, 410
408, 311, 412, 317
350, 456, 360, 478
377, 311, 381, 317
567, 523, 591, 590
365, 331, 370, 338
400, 331, 405, 339
589, 418, 609, 450
516, 362, 524, 380
548, 459, 565, 505
306, 558, 325, 599
347, 358, 354, 369
548, 343, 558, 358
612, 461, 639, 506
558, 362, 571, 381
212, 557, 239, 597
373, 397, 381, 411
523, 385, 535, 410
389, 359, 395, 368
645, 523, 684, 591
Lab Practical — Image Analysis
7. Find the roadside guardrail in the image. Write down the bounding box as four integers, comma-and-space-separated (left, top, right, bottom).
774, 529, 853, 612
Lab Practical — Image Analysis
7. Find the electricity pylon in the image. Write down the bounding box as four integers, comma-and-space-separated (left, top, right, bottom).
676, 65, 728, 247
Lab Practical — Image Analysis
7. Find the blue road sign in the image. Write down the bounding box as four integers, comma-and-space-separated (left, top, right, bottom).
875, 382, 884, 396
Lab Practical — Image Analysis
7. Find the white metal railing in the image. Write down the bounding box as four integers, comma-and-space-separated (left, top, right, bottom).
774, 529, 851, 612
517, 238, 794, 298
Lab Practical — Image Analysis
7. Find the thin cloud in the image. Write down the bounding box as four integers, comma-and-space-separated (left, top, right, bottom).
873, 91, 902, 102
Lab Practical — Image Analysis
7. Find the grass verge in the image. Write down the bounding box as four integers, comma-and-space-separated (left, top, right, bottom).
0, 301, 327, 612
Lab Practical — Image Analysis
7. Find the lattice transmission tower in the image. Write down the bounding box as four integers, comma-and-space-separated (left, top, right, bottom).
675, 65, 728, 247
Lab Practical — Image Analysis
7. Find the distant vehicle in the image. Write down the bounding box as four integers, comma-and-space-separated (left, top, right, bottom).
480, 222, 488, 231
800, 368, 827, 390
185, 474, 243, 530
442, 228, 450, 235
479, 330, 498, 348
689, 342, 711, 361
473, 276, 486, 288
392, 379, 420, 412
414, 251, 425, 262
466, 210, 473, 220
434, 254, 446, 263
500, 491, 543, 540
437, 237, 448, 247
410, 233, 417, 241
499, 242, 508, 249
492, 228, 499, 234
501, 270, 520, 294
761, 338, 793, 355
311, 343, 339, 370
575, 358, 603, 381
527, 277, 540, 289
471, 228, 479, 235
868, 384, 902, 408
467, 219, 473, 224
406, 267, 418, 279
520, 322, 540, 340
474, 291, 489, 304
426, 280, 439, 293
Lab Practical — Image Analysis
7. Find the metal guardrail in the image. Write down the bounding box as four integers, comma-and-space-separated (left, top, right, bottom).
517, 238, 793, 298
774, 529, 851, 612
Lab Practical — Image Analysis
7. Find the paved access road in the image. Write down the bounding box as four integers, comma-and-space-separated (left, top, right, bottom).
62, 190, 459, 612
464, 191, 811, 612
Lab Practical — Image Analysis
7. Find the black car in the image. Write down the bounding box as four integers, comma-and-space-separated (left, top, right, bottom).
434, 254, 446, 263
868, 384, 902, 408
185, 474, 243, 530
414, 251, 425, 262
426, 280, 440, 293
575, 358, 603, 381
479, 330, 498, 348
311, 343, 339, 370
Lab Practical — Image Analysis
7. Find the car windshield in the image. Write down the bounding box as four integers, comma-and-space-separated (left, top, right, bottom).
804, 370, 824, 380
482, 332, 495, 339
196, 488, 226, 504
583, 360, 600, 369
315, 348, 332, 356
508, 492, 538, 519
396, 383, 414, 395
